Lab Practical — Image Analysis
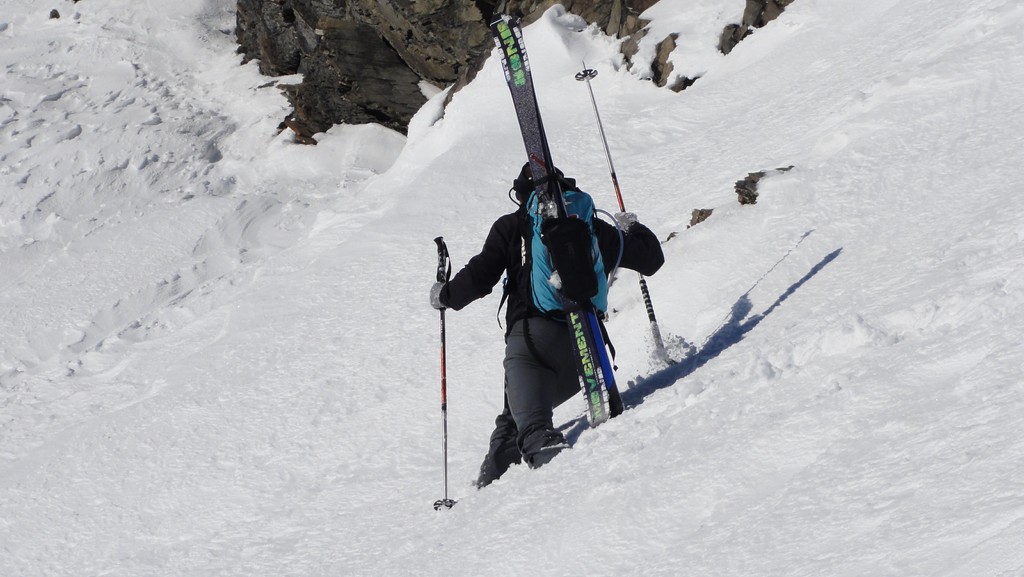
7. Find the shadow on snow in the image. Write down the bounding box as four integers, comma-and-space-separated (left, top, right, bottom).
620, 246, 844, 411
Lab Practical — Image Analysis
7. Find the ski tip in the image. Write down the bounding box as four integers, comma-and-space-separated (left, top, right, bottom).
489, 2, 511, 25
433, 498, 457, 511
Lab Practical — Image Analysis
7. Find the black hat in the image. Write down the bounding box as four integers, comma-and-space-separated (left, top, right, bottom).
511, 162, 568, 204
512, 162, 534, 199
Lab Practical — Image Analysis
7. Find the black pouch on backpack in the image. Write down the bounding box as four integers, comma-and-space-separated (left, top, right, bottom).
540, 217, 599, 304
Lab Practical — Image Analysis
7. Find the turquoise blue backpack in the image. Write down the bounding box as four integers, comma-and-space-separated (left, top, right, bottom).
526, 187, 609, 314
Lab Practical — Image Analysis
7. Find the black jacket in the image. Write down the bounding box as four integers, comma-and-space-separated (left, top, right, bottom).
440, 206, 665, 331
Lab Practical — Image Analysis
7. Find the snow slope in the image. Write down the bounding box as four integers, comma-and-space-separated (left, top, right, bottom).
3, 0, 1024, 575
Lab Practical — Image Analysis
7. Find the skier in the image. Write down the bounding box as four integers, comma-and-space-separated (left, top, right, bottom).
430, 163, 665, 487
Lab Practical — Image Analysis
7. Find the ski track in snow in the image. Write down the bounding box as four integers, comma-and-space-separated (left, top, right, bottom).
3, 0, 1024, 575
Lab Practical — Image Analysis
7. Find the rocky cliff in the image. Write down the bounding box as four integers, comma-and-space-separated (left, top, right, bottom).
720, 0, 796, 54
236, 0, 791, 138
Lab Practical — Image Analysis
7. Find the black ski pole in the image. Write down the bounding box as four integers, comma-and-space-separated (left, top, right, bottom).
575, 64, 674, 364
433, 237, 457, 511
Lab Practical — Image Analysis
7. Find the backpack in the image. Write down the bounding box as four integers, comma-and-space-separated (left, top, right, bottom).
525, 186, 609, 314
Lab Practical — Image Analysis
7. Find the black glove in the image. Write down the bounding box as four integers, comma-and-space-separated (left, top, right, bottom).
429, 281, 446, 310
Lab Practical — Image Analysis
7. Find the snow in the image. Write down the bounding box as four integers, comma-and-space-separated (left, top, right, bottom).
3, 0, 1024, 575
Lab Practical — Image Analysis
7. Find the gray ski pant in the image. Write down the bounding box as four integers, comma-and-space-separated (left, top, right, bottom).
503, 316, 580, 459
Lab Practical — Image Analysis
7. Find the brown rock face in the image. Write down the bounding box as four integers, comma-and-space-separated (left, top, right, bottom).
237, 0, 460, 135
719, 0, 795, 55
236, 0, 658, 136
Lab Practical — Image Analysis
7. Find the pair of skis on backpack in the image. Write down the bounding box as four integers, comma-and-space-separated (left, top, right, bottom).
491, 13, 622, 426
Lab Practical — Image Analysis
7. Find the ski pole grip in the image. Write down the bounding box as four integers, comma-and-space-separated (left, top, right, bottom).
434, 237, 451, 283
